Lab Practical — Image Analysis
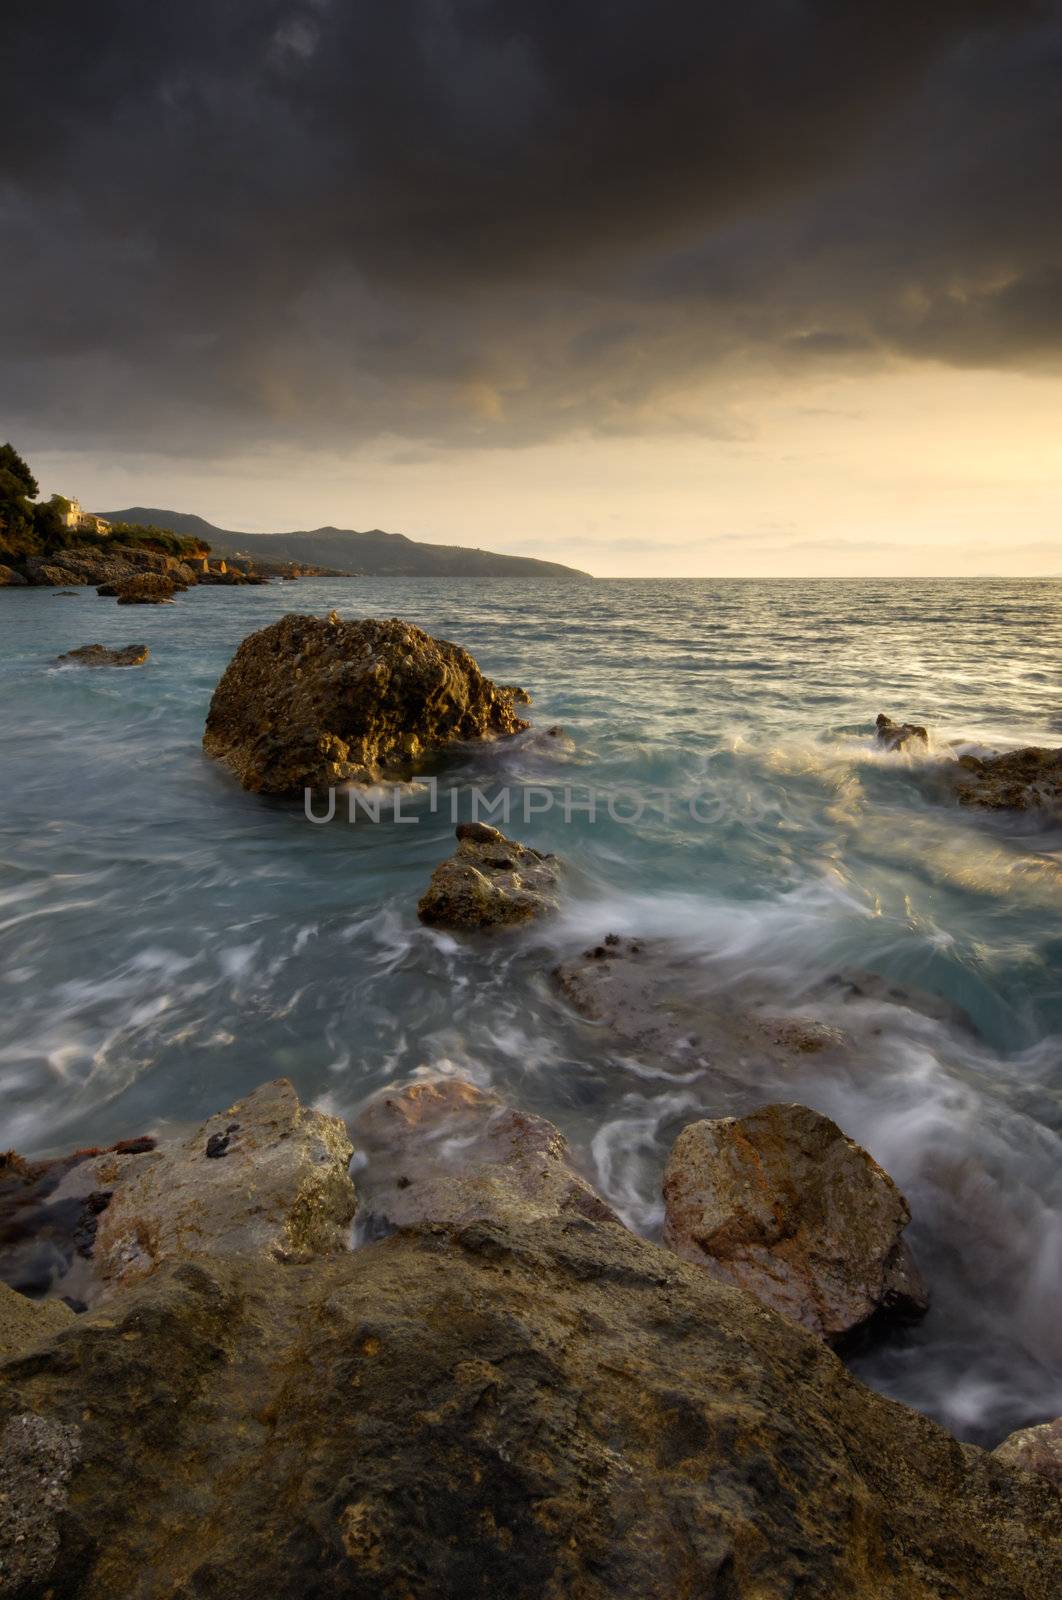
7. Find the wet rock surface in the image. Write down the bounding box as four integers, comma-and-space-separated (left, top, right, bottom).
55, 643, 149, 668
663, 1102, 929, 1344
417, 822, 560, 930
993, 1417, 1062, 1491
203, 612, 531, 794
0, 1211, 1058, 1598
351, 1078, 617, 1235
950, 746, 1062, 817
875, 712, 929, 751
90, 1079, 355, 1291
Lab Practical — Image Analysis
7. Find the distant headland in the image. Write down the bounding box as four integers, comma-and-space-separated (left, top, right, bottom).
100, 507, 593, 580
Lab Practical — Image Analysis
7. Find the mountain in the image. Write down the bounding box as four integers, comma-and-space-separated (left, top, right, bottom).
99, 508, 592, 579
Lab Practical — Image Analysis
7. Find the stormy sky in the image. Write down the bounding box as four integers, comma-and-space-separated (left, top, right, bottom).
4, 1, 1062, 574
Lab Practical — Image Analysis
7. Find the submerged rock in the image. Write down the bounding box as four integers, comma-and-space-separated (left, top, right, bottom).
203, 612, 531, 794
55, 643, 149, 668
950, 746, 1062, 818
993, 1418, 1062, 1491
875, 711, 928, 752
662, 1102, 928, 1343
91, 1079, 355, 1290
0, 1209, 1058, 1597
351, 1077, 616, 1234
417, 822, 559, 930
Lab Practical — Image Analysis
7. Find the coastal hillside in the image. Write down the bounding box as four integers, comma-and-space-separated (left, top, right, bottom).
99, 508, 592, 579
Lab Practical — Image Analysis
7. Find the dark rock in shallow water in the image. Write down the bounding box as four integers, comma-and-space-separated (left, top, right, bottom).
55, 644, 149, 668
417, 823, 559, 930
663, 1102, 929, 1344
351, 1077, 617, 1233
875, 711, 928, 752
203, 612, 531, 794
993, 1418, 1062, 1491
0, 1212, 1058, 1596
110, 572, 184, 605
951, 746, 1062, 818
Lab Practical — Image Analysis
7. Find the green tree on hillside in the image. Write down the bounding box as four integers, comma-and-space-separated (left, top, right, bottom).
0, 442, 40, 558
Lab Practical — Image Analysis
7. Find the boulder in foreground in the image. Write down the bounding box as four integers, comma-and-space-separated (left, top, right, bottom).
0, 1212, 1058, 1597
993, 1418, 1062, 1491
90, 1078, 355, 1291
352, 1077, 616, 1233
951, 746, 1062, 817
417, 821, 559, 929
663, 1102, 928, 1343
875, 712, 928, 752
203, 612, 531, 793
55, 644, 149, 668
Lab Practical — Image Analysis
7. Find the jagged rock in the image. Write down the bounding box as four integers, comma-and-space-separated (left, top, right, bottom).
993, 1418, 1062, 1491
417, 822, 559, 930
951, 747, 1062, 817
351, 1078, 617, 1234
0, 1283, 74, 1361
875, 712, 928, 751
203, 612, 530, 794
662, 1102, 928, 1343
0, 564, 27, 586
110, 572, 184, 604
0, 1212, 1058, 1598
20, 559, 87, 587
55, 644, 149, 668
90, 1079, 355, 1290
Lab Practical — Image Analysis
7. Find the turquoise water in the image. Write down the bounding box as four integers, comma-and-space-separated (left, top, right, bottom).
1, 576, 1060, 1443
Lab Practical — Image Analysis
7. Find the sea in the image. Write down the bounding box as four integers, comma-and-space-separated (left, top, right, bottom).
1, 575, 1060, 1446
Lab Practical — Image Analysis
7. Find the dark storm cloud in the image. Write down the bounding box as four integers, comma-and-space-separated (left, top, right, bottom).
2, 0, 1060, 455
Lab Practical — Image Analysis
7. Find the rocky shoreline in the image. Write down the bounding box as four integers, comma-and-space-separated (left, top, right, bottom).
1, 1075, 1060, 1597
2, 622, 1060, 1595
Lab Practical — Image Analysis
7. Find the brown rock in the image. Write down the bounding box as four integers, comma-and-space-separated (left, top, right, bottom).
993, 1418, 1062, 1490
417, 824, 559, 929
55, 644, 150, 668
951, 746, 1062, 817
91, 1079, 355, 1290
351, 1077, 617, 1234
662, 1102, 928, 1343
0, 1282, 74, 1361
110, 573, 184, 604
203, 612, 530, 794
875, 711, 928, 751
0, 564, 27, 586
0, 1216, 1057, 1598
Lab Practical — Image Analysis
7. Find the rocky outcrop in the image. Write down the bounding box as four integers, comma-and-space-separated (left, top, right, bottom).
0, 1282, 73, 1361
351, 1078, 617, 1235
0, 1207, 1058, 1597
950, 746, 1062, 817
90, 1079, 356, 1291
55, 644, 149, 668
875, 712, 928, 751
19, 559, 87, 587
203, 612, 531, 794
663, 1103, 928, 1343
417, 822, 559, 930
0, 564, 27, 586
105, 572, 184, 604
993, 1418, 1062, 1491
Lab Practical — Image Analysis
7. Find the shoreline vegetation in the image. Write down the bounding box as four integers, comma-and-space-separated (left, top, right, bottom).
1, 487, 1061, 1590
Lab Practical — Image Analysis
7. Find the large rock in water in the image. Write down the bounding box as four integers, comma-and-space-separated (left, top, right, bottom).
90, 1079, 356, 1291
417, 822, 559, 930
663, 1103, 928, 1343
55, 644, 149, 668
203, 613, 531, 794
351, 1078, 617, 1234
951, 747, 1062, 818
0, 1211, 1059, 1597
109, 572, 184, 605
